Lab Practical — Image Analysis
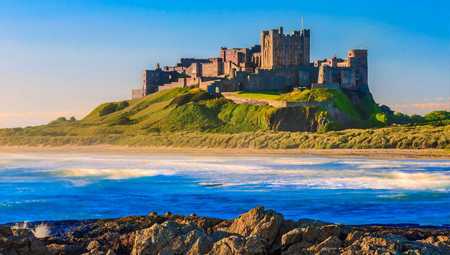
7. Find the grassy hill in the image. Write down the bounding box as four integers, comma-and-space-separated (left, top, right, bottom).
0, 87, 449, 149
53, 87, 367, 134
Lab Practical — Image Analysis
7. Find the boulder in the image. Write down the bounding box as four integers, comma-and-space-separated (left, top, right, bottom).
341, 235, 401, 255
208, 236, 247, 255
187, 235, 214, 255
282, 228, 305, 247
420, 235, 450, 248
244, 235, 267, 255
226, 207, 283, 247
131, 221, 181, 255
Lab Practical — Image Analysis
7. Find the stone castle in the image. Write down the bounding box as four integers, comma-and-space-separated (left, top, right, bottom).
132, 22, 368, 99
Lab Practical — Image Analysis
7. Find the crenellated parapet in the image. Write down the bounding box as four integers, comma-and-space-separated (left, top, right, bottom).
131, 20, 369, 99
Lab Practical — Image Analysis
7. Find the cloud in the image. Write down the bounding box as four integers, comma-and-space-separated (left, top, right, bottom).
390, 99, 450, 115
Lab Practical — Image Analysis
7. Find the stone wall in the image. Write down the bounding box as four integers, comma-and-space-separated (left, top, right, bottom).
201, 58, 224, 77
238, 67, 300, 91
261, 27, 310, 69
142, 69, 179, 95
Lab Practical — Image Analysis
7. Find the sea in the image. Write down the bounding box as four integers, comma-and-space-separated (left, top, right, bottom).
0, 152, 449, 225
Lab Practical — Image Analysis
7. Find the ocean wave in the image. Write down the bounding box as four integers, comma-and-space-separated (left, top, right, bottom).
58, 168, 176, 180
193, 173, 450, 191
1, 153, 449, 191
0, 199, 47, 208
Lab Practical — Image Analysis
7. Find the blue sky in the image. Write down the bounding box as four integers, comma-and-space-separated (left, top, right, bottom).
1, 0, 449, 127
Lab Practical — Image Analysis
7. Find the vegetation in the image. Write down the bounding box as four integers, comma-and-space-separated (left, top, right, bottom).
235, 91, 282, 100
233, 89, 370, 122
0, 125, 448, 149
0, 87, 448, 149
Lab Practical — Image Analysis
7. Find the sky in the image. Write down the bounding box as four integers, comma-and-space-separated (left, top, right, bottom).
0, 0, 449, 128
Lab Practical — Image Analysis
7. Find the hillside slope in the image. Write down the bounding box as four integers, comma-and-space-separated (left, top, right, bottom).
63, 87, 381, 134
0, 87, 449, 149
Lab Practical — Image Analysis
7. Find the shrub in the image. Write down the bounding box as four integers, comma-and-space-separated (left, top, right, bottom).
425, 111, 450, 122
99, 101, 130, 116
49, 117, 68, 125
375, 113, 388, 125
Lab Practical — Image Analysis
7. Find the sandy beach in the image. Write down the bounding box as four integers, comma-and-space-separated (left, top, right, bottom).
0, 145, 448, 159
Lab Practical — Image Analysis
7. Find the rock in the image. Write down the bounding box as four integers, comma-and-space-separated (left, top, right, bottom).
86, 240, 100, 251
148, 212, 158, 217
282, 228, 305, 247
420, 235, 450, 248
244, 235, 267, 255
342, 235, 400, 254
208, 236, 246, 255
344, 230, 364, 245
309, 235, 342, 253
106, 249, 116, 255
226, 207, 283, 247
0, 226, 12, 237
208, 235, 267, 255
282, 241, 313, 255
131, 221, 181, 255
187, 235, 214, 255
47, 243, 85, 255
184, 229, 212, 251
0, 228, 50, 255
2, 207, 449, 255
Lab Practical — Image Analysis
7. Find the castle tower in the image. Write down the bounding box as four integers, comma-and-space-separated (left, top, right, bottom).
347, 49, 368, 87
300, 29, 310, 65
260, 23, 310, 69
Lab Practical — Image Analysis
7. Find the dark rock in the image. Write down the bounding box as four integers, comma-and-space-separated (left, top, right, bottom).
2, 207, 448, 255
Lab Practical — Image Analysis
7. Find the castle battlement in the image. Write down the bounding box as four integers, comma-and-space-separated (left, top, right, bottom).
132, 21, 368, 99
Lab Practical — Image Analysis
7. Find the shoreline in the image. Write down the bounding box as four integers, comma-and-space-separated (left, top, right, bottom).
1, 207, 449, 254
0, 145, 449, 159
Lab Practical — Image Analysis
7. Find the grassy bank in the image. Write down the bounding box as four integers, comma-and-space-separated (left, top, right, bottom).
0, 125, 448, 150
1, 87, 448, 150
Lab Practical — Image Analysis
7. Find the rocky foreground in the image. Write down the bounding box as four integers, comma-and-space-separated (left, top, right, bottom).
1, 207, 449, 255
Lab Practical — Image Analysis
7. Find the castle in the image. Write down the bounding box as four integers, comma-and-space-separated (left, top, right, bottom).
132, 22, 368, 99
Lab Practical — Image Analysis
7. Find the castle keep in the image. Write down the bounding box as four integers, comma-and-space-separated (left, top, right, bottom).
132, 22, 368, 99
261, 27, 310, 69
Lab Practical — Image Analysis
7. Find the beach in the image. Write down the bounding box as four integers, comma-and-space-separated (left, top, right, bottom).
0, 145, 449, 159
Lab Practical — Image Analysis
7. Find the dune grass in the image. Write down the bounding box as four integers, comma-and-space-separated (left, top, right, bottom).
0, 125, 448, 149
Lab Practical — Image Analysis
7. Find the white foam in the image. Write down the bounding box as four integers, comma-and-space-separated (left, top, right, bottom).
0, 153, 449, 191
59, 168, 176, 180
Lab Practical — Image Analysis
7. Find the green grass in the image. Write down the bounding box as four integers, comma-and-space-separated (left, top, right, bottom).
0, 125, 448, 149
234, 91, 282, 100
280, 88, 333, 102
234, 89, 335, 102
77, 88, 334, 133
233, 89, 362, 120
1, 87, 449, 149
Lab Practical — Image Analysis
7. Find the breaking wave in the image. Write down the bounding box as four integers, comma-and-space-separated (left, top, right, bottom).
1, 153, 449, 191
59, 168, 176, 180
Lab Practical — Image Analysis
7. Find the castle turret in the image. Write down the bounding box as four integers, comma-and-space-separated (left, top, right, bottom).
348, 49, 368, 87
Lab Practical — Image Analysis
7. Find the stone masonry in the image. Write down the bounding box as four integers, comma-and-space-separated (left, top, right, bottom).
132, 21, 369, 99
